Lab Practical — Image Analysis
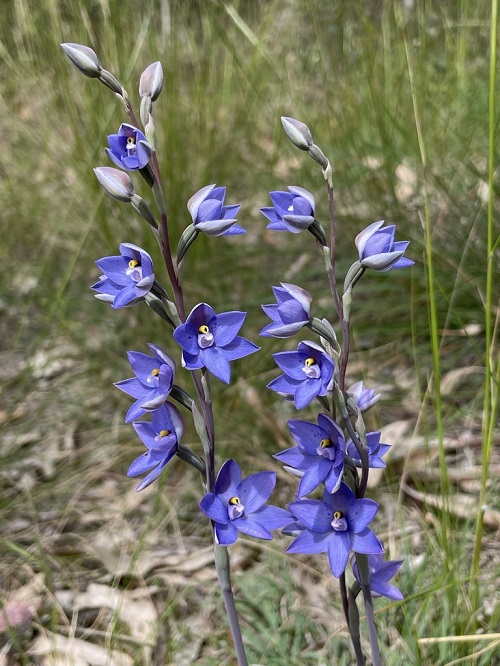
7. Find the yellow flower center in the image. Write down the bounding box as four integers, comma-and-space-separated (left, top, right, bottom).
126, 136, 136, 147
304, 357, 316, 367
158, 430, 171, 438
151, 368, 160, 377
198, 325, 210, 334
333, 510, 343, 520
229, 497, 241, 506
128, 259, 140, 269
320, 438, 332, 448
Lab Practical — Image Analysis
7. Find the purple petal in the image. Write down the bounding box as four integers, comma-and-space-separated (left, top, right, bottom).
197, 198, 223, 222
238, 471, 276, 512
232, 516, 273, 540
288, 420, 323, 454
135, 458, 170, 491
201, 347, 231, 383
272, 352, 305, 380
213, 311, 246, 346
273, 448, 310, 469
355, 220, 385, 255
221, 224, 246, 236
215, 521, 239, 545
124, 400, 147, 423
215, 459, 241, 497
286, 529, 331, 555
112, 286, 140, 309
287, 500, 332, 532
348, 498, 379, 533
199, 493, 229, 523
362, 226, 395, 257
251, 505, 291, 530
114, 377, 147, 400
350, 528, 384, 555
324, 464, 344, 494
187, 184, 216, 222
195, 218, 237, 236
297, 460, 331, 498
127, 451, 160, 477
294, 380, 320, 409
173, 323, 199, 355
267, 374, 299, 395
95, 256, 129, 285
327, 532, 351, 577
219, 336, 260, 362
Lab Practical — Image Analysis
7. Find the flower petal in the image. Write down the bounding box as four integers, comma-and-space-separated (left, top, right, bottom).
327, 532, 351, 577
238, 471, 276, 512
232, 516, 273, 540
286, 529, 331, 555
215, 521, 239, 545
199, 493, 229, 523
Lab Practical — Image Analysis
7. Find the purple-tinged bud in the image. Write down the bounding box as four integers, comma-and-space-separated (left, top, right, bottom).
139, 62, 164, 101
281, 116, 314, 151
94, 167, 134, 202
61, 43, 101, 78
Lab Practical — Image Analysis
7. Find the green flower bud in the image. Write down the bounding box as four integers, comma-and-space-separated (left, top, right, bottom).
61, 43, 101, 78
281, 116, 314, 151
94, 167, 134, 202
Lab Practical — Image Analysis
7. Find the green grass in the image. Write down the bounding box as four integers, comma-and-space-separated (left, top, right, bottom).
1, 0, 498, 664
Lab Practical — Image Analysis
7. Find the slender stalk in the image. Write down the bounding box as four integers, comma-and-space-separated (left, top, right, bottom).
325, 182, 344, 324
469, 0, 499, 614
214, 545, 249, 666
340, 574, 365, 666
151, 169, 185, 321
361, 584, 381, 666
402, 15, 450, 552
348, 587, 366, 666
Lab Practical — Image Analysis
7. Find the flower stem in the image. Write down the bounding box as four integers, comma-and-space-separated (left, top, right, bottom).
340, 574, 366, 665
214, 545, 249, 666
356, 553, 382, 666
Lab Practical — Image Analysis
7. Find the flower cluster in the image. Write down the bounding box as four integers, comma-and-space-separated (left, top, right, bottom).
62, 42, 409, 662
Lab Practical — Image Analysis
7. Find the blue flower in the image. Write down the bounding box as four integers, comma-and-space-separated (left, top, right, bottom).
173, 303, 259, 383
286, 483, 383, 578
260, 186, 315, 233
275, 414, 346, 497
128, 402, 184, 491
92, 243, 155, 308
267, 340, 334, 409
355, 220, 414, 271
352, 552, 403, 600
187, 184, 245, 236
114, 345, 175, 422
199, 459, 291, 545
347, 381, 381, 413
260, 283, 312, 338
106, 123, 152, 171
347, 432, 390, 469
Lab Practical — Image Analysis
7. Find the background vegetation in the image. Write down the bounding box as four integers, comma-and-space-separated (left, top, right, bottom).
0, 0, 498, 664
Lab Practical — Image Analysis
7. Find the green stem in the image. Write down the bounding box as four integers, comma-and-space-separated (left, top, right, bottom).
403, 18, 450, 552
469, 0, 499, 615
214, 545, 249, 666
356, 554, 381, 666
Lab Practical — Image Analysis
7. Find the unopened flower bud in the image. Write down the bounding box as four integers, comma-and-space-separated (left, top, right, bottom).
139, 62, 164, 101
140, 95, 152, 127
94, 167, 134, 202
61, 43, 101, 78
281, 116, 314, 151
98, 68, 123, 95
309, 143, 329, 169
